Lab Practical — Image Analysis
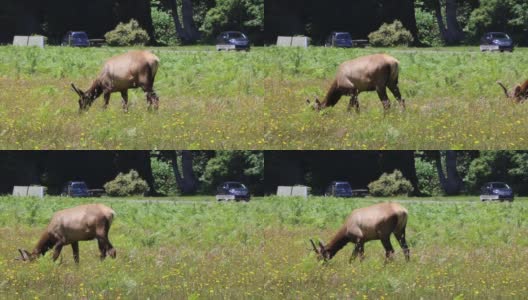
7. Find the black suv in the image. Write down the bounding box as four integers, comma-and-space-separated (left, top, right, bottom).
325, 181, 368, 198
216, 181, 250, 201
480, 182, 514, 202
480, 32, 513, 52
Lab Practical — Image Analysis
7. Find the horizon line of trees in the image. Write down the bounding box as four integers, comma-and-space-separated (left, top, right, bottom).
0, 151, 527, 197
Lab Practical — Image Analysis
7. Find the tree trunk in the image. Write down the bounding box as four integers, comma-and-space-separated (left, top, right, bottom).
168, 0, 188, 42
169, 0, 198, 44
445, 0, 464, 43
181, 151, 198, 193
181, 0, 200, 42
434, 151, 463, 195
169, 151, 198, 194
433, 0, 463, 45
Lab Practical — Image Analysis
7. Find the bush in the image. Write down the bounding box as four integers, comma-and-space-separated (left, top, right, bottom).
151, 156, 179, 196
104, 170, 149, 197
368, 170, 414, 197
151, 1, 179, 46
415, 157, 442, 196
104, 19, 150, 46
415, 5, 443, 47
368, 20, 414, 47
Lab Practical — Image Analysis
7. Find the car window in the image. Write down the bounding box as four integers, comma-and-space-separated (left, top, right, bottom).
227, 183, 246, 189
491, 183, 509, 189
72, 182, 87, 189
335, 33, 351, 39
491, 33, 509, 39
72, 32, 88, 39
227, 32, 245, 39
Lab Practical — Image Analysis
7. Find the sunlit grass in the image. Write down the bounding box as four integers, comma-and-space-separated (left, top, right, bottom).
1, 196, 527, 298
264, 46, 528, 149
0, 46, 265, 149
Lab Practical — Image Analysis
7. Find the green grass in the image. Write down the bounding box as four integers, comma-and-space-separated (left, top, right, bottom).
1, 196, 527, 299
3, 45, 528, 149
264, 46, 528, 149
0, 46, 265, 149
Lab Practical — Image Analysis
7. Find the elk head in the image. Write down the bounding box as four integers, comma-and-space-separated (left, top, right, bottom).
306, 98, 322, 111
71, 83, 97, 111
310, 239, 330, 261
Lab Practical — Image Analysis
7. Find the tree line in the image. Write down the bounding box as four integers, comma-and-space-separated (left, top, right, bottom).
1, 151, 527, 197
0, 0, 263, 45
2, 1, 525, 46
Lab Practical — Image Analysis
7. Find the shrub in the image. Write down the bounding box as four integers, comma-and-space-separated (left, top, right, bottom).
415, 157, 442, 196
368, 20, 414, 47
151, 156, 179, 196
104, 170, 149, 197
368, 170, 414, 197
151, 1, 179, 46
415, 4, 443, 47
104, 19, 150, 46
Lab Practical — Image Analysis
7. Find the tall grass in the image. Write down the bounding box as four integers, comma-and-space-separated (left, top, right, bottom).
1, 196, 527, 298
264, 47, 528, 149
0, 46, 265, 149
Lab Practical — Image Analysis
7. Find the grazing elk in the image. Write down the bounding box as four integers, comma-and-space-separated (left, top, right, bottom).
310, 202, 409, 263
497, 80, 528, 103
18, 204, 116, 264
307, 54, 405, 112
71, 50, 160, 112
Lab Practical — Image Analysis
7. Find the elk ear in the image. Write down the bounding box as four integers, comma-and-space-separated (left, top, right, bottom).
310, 239, 318, 253
318, 241, 326, 251
306, 99, 311, 104
71, 83, 83, 96
18, 249, 29, 261
315, 98, 321, 105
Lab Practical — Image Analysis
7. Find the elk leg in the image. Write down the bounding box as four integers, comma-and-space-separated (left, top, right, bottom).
380, 237, 395, 262
349, 241, 363, 263
97, 219, 116, 259
97, 238, 107, 260
394, 228, 410, 261
52, 243, 64, 261
120, 90, 129, 112
103, 93, 111, 109
388, 83, 405, 111
376, 87, 391, 111
347, 91, 360, 113
71, 241, 79, 264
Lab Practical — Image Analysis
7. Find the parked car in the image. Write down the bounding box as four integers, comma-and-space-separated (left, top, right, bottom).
325, 32, 353, 48
325, 181, 368, 198
216, 181, 250, 201
62, 31, 90, 47
480, 32, 513, 52
216, 31, 250, 51
61, 181, 91, 197
480, 182, 514, 202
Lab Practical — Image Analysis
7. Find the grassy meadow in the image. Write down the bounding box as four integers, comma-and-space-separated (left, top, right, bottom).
1, 196, 527, 299
2, 46, 528, 149
264, 46, 528, 149
0, 46, 264, 149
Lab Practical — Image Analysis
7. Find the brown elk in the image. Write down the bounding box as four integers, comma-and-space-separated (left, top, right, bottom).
18, 204, 116, 264
310, 202, 409, 263
306, 54, 405, 112
497, 80, 528, 103
71, 50, 160, 112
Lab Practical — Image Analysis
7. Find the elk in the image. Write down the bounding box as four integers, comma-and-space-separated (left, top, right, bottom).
310, 202, 409, 263
17, 204, 116, 264
71, 50, 160, 112
306, 54, 405, 112
497, 80, 528, 103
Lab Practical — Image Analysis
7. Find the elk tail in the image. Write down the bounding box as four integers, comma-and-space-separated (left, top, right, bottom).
497, 81, 511, 98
